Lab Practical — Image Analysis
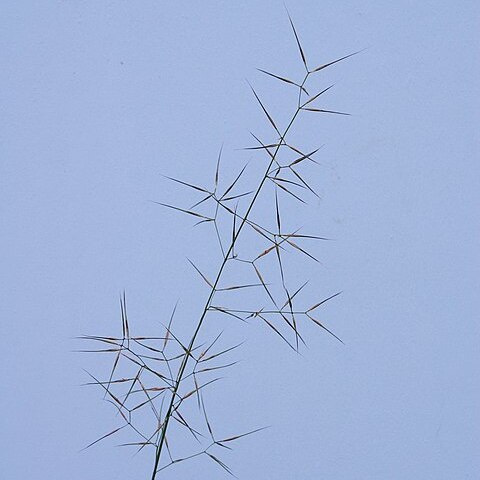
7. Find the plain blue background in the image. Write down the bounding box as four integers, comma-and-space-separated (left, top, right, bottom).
1, 1, 479, 479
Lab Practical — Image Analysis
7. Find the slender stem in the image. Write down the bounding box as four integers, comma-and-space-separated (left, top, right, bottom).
150, 73, 309, 479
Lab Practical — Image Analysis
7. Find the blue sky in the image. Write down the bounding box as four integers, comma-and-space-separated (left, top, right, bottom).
1, 1, 479, 479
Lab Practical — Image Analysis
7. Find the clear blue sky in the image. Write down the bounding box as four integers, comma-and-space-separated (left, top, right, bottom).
1, 1, 479, 479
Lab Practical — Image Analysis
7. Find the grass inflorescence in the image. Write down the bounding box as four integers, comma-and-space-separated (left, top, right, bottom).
80, 11, 359, 479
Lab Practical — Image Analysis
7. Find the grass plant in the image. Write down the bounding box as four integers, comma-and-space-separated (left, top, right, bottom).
80, 12, 359, 479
